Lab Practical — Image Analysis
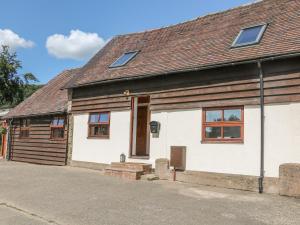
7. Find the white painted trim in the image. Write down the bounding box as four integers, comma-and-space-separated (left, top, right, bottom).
131, 97, 138, 156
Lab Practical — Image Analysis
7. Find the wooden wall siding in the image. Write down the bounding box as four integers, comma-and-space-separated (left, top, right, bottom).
72, 64, 259, 99
10, 116, 68, 166
71, 58, 300, 113
150, 71, 300, 111
71, 71, 300, 113
72, 95, 131, 113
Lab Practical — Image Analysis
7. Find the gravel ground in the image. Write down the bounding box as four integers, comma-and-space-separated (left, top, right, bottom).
0, 160, 299, 225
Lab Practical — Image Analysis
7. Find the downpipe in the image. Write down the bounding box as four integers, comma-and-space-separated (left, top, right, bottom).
257, 61, 265, 194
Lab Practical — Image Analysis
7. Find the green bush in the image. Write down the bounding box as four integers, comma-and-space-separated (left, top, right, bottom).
0, 126, 7, 135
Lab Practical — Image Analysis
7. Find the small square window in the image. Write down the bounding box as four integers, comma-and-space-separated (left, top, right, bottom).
202, 107, 244, 143
50, 117, 65, 139
232, 24, 267, 47
19, 119, 30, 138
109, 51, 138, 68
88, 112, 110, 138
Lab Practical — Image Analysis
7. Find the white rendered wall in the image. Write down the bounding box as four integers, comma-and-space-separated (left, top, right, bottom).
150, 106, 261, 176
71, 103, 300, 178
72, 111, 131, 164
264, 103, 300, 177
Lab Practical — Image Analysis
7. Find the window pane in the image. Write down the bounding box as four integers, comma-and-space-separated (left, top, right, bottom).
224, 109, 241, 121
52, 128, 64, 139
90, 125, 109, 136
21, 119, 30, 128
91, 126, 99, 136
205, 127, 221, 138
99, 124, 109, 136
57, 118, 64, 126
224, 126, 241, 139
110, 52, 138, 67
99, 113, 109, 123
90, 114, 99, 123
21, 119, 26, 127
52, 118, 59, 126
206, 111, 222, 122
235, 25, 264, 46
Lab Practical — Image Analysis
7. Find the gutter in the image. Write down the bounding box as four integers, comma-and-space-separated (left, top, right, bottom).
68, 51, 300, 89
4, 110, 67, 120
257, 61, 265, 194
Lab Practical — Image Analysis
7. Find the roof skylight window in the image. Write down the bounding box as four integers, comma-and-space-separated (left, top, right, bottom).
109, 51, 138, 68
232, 24, 267, 47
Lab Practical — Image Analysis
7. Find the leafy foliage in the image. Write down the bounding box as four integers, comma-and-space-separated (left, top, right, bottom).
23, 84, 44, 99
0, 45, 39, 106
0, 126, 7, 135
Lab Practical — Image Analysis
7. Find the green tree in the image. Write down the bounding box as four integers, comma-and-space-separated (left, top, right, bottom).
0, 45, 39, 105
23, 84, 44, 99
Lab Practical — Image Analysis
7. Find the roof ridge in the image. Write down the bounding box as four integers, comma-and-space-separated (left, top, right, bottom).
115, 0, 264, 38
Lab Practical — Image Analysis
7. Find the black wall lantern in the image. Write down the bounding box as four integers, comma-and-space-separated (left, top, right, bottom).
150, 121, 160, 134
120, 153, 126, 163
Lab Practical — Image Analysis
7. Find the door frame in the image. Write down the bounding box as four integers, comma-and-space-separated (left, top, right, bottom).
0, 121, 7, 158
129, 96, 150, 158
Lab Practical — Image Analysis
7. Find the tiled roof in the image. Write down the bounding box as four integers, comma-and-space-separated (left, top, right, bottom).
68, 0, 300, 87
5, 69, 79, 118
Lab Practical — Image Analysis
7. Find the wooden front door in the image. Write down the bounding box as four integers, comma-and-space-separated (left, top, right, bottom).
131, 96, 150, 157
136, 105, 148, 156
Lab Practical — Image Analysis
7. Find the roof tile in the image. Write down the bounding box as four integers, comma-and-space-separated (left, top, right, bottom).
5, 69, 79, 118
69, 0, 300, 87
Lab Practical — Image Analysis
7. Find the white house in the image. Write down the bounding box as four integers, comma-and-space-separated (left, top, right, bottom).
63, 0, 300, 193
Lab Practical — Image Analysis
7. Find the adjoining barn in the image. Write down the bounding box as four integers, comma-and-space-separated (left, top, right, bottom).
4, 69, 78, 166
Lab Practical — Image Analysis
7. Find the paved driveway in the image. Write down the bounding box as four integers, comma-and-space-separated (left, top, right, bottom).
0, 160, 299, 225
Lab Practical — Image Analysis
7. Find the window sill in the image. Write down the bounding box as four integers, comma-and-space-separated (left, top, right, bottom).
87, 136, 110, 140
49, 138, 65, 141
129, 155, 150, 160
201, 140, 244, 144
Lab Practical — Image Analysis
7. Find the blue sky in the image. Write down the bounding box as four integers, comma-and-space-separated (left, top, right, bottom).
0, 0, 252, 84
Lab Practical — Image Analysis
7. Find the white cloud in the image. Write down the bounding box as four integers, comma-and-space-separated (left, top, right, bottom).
46, 29, 106, 60
0, 29, 34, 50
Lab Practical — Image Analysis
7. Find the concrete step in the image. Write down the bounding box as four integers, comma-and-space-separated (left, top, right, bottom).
110, 162, 152, 174
105, 167, 144, 180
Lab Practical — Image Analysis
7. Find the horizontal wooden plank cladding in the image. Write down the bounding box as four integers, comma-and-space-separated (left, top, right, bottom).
72, 107, 131, 114
11, 115, 68, 166
151, 90, 260, 105
12, 150, 66, 158
71, 95, 131, 113
150, 98, 260, 111
71, 69, 300, 113
11, 157, 66, 166
12, 153, 66, 162
12, 145, 67, 153
12, 137, 66, 144
13, 141, 66, 149
150, 76, 260, 110
150, 71, 300, 110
